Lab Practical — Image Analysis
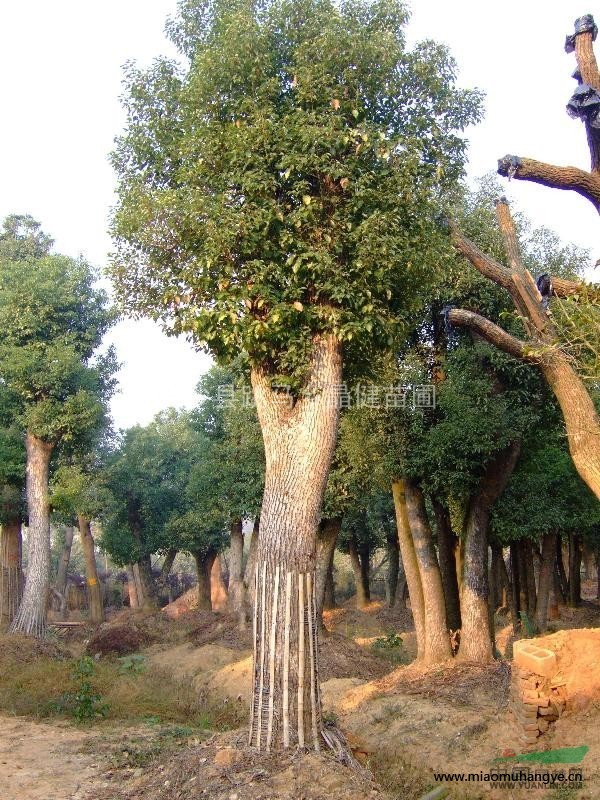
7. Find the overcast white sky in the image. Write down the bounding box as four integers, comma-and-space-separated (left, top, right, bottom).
0, 1, 597, 430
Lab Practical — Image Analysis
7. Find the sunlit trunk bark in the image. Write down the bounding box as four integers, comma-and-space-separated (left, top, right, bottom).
126, 564, 139, 608
459, 443, 520, 663
10, 433, 53, 637
535, 533, 557, 633
249, 334, 341, 752
391, 479, 425, 660
78, 515, 104, 624
404, 479, 451, 663
0, 518, 23, 630
228, 519, 245, 626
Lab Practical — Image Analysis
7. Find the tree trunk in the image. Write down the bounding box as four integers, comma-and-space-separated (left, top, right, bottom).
348, 534, 368, 609
55, 525, 74, 599
126, 564, 139, 608
568, 533, 582, 607
582, 542, 597, 582
248, 335, 342, 752
243, 516, 259, 610
432, 497, 461, 631
135, 556, 159, 609
489, 545, 500, 613
323, 562, 336, 610
556, 538, 569, 601
404, 479, 451, 663
509, 542, 521, 633
523, 539, 537, 616
315, 518, 340, 626
385, 530, 400, 608
459, 443, 520, 663
228, 519, 245, 626
78, 515, 104, 624
194, 548, 217, 611
392, 480, 425, 659
518, 540, 530, 616
9, 433, 53, 637
0, 518, 23, 630
535, 533, 557, 633
359, 542, 371, 604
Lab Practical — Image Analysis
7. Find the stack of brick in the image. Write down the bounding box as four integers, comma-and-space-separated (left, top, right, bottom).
509, 640, 567, 750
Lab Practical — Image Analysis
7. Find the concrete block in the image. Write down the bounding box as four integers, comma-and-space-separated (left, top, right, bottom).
513, 640, 558, 678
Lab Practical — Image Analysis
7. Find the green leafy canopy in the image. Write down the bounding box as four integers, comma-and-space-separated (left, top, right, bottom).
111, 0, 482, 385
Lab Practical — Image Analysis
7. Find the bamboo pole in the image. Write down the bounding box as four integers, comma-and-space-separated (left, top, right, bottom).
297, 572, 305, 748
256, 561, 267, 749
306, 571, 320, 751
248, 563, 259, 745
266, 565, 280, 751
282, 570, 292, 748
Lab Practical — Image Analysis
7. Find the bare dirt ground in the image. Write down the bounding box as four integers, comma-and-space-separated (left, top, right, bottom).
1, 587, 600, 800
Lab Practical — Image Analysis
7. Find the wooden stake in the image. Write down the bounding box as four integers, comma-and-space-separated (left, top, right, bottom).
248, 563, 259, 745
297, 572, 305, 748
306, 571, 320, 751
282, 571, 292, 748
256, 561, 267, 749
266, 564, 280, 751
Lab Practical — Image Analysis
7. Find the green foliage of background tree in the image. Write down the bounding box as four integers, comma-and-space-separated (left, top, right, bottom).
0, 215, 115, 636
111, 0, 482, 751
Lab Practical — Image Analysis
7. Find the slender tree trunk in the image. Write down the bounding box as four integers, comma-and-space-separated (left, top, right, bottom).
556, 538, 569, 600
126, 565, 139, 608
249, 334, 342, 752
78, 515, 104, 624
568, 533, 582, 607
0, 518, 23, 630
509, 542, 521, 632
228, 519, 245, 625
517, 540, 529, 616
385, 530, 400, 608
136, 555, 158, 609
582, 542, 596, 582
524, 539, 537, 616
55, 525, 74, 599
359, 542, 371, 603
535, 533, 557, 633
315, 518, 340, 626
459, 443, 520, 663
323, 562, 336, 610
10, 433, 54, 637
348, 535, 369, 609
432, 497, 461, 631
243, 516, 259, 610
404, 479, 451, 663
194, 548, 217, 611
489, 545, 499, 614
392, 480, 425, 660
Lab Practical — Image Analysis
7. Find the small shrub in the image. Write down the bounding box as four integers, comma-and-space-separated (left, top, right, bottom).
50, 656, 109, 722
118, 654, 147, 675
372, 632, 407, 665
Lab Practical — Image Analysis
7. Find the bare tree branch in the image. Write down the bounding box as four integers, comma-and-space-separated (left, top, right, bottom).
447, 308, 540, 363
497, 155, 600, 211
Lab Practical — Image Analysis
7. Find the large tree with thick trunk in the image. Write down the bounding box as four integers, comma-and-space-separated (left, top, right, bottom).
0, 216, 114, 637
110, 0, 480, 752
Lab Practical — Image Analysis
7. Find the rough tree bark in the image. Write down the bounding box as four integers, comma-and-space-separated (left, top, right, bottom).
568, 533, 582, 607
385, 529, 400, 608
432, 496, 461, 631
404, 479, 451, 663
9, 433, 54, 637
126, 564, 139, 608
448, 199, 600, 501
323, 563, 336, 611
55, 525, 74, 600
228, 519, 245, 626
0, 518, 23, 630
392, 479, 425, 659
523, 539, 537, 617
315, 518, 340, 627
535, 533, 558, 633
348, 534, 371, 608
78, 515, 104, 624
249, 334, 342, 752
459, 442, 521, 663
194, 548, 217, 611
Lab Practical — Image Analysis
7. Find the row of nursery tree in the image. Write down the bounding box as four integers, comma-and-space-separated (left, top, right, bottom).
1, 0, 599, 755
